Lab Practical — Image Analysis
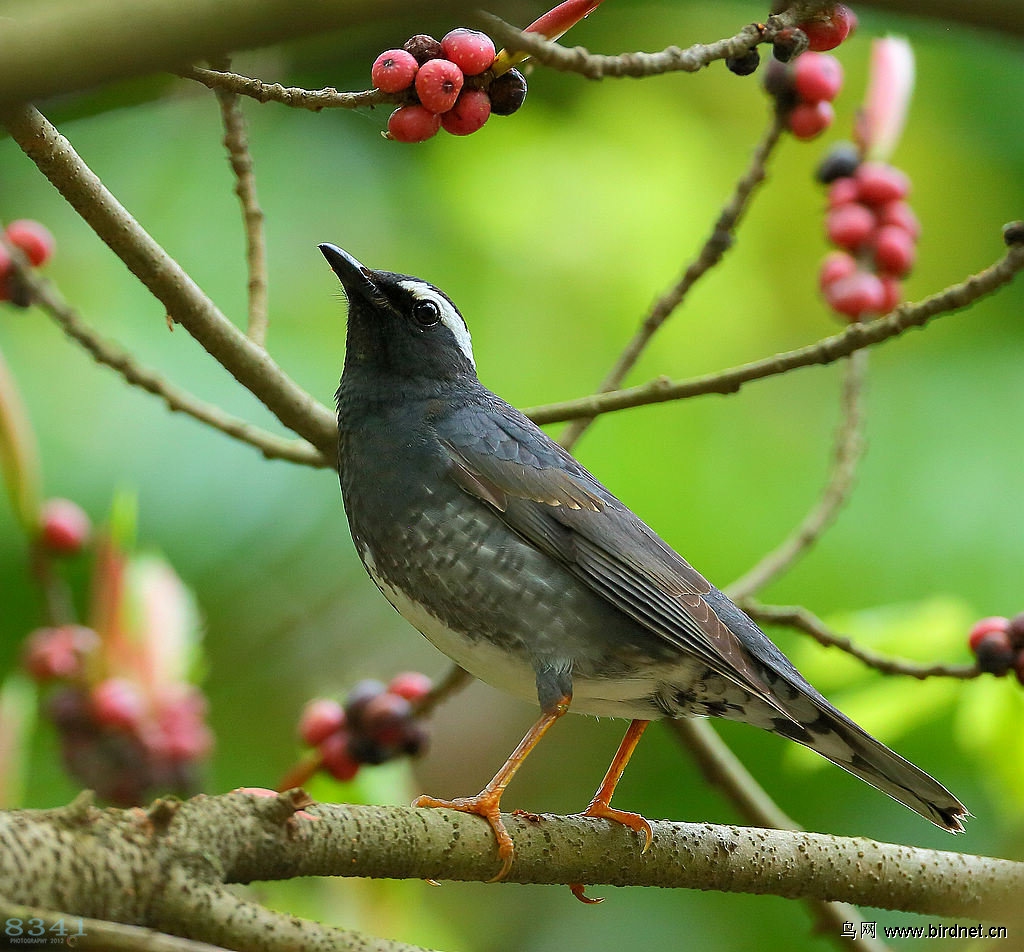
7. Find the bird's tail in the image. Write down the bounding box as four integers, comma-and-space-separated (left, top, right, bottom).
763, 689, 968, 833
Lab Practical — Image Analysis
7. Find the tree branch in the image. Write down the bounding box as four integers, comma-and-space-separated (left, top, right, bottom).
0, 0, 477, 107
211, 59, 270, 348
524, 240, 1024, 424
0, 103, 338, 460
744, 601, 981, 680
179, 65, 395, 111
1, 792, 1019, 935
667, 718, 891, 952
0, 243, 325, 467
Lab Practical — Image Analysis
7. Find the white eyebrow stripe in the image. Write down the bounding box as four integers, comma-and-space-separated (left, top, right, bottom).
399, 279, 475, 368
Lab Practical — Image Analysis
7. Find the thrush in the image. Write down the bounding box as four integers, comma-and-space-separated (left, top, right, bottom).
322, 243, 967, 880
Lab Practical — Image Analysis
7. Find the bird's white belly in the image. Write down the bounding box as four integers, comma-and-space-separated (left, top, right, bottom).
362, 549, 666, 719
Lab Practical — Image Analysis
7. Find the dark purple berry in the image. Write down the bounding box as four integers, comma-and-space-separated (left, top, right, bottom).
1008, 612, 1024, 647
403, 34, 443, 65
344, 679, 386, 728
771, 27, 806, 63
1004, 222, 1024, 247
488, 68, 528, 116
974, 630, 1015, 676
725, 48, 761, 76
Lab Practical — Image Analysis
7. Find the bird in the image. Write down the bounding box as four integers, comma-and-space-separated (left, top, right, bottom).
320, 242, 968, 881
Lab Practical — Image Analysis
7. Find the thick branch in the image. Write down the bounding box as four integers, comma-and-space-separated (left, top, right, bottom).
0, 104, 338, 459
0, 241, 326, 467
524, 241, 1024, 424
1, 793, 1019, 927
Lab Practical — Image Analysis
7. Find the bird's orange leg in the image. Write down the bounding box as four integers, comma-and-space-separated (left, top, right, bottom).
570, 718, 653, 904
414, 697, 569, 881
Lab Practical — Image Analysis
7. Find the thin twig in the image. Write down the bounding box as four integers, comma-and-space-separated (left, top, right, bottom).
411, 664, 473, 719
211, 59, 270, 347
561, 111, 786, 450
743, 600, 981, 680
179, 65, 393, 111
0, 246, 326, 468
524, 240, 1024, 424
666, 719, 891, 952
727, 349, 868, 601
477, 6, 825, 80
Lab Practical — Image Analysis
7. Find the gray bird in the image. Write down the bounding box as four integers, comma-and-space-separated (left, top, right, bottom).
322, 243, 967, 880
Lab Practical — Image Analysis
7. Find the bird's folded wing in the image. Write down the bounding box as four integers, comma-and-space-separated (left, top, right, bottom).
437, 404, 784, 711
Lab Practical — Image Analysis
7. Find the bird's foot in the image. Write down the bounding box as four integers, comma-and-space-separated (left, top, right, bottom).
413, 791, 515, 882
575, 798, 654, 853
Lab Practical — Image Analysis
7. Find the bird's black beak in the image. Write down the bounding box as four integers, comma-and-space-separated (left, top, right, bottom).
319, 243, 391, 311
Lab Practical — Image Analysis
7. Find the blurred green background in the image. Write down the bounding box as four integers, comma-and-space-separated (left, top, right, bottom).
2, 1, 1023, 949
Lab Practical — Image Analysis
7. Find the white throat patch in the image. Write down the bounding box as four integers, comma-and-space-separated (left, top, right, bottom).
399, 279, 476, 369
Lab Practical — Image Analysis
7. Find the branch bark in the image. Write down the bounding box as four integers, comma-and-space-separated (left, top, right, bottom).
1, 791, 1020, 945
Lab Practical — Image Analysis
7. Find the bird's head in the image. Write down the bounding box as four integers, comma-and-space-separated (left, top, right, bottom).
320, 243, 476, 385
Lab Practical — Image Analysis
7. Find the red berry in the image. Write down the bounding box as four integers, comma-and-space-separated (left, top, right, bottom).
38, 493, 91, 552
387, 105, 441, 143
818, 251, 857, 291
440, 29, 495, 76
320, 732, 360, 781
414, 58, 464, 113
878, 275, 903, 314
371, 49, 418, 93
91, 678, 147, 730
799, 4, 857, 52
827, 176, 860, 209
874, 224, 916, 278
5, 219, 55, 267
39, 498, 92, 555
854, 162, 911, 205
787, 99, 834, 140
387, 671, 433, 702
441, 89, 492, 136
153, 690, 213, 760
877, 200, 921, 241
299, 698, 346, 746
826, 202, 876, 251
824, 270, 885, 319
0, 243, 11, 301
968, 616, 1011, 651
793, 52, 843, 103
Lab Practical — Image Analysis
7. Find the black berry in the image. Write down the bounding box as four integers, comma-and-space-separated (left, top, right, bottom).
816, 142, 861, 184
488, 68, 528, 116
726, 48, 761, 76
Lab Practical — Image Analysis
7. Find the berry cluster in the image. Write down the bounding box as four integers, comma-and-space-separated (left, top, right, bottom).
23, 625, 212, 806
765, 51, 844, 141
373, 30, 527, 143
298, 672, 433, 782
0, 219, 55, 306
818, 151, 919, 320
969, 614, 1024, 683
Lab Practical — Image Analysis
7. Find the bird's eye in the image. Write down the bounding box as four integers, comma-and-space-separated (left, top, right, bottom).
412, 299, 441, 327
